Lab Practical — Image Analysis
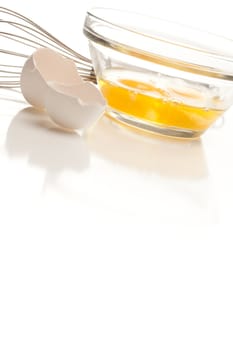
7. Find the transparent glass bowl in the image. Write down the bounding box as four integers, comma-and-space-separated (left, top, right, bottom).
83, 8, 233, 138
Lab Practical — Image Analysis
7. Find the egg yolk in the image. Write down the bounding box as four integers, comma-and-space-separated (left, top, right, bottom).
99, 78, 223, 132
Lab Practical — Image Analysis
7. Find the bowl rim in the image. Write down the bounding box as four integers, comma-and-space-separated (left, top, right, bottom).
84, 7, 233, 81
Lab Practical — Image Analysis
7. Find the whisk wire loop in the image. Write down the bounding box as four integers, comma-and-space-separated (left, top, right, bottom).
0, 6, 95, 88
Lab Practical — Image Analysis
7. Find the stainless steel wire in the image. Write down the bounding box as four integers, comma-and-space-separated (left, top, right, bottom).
0, 7, 96, 88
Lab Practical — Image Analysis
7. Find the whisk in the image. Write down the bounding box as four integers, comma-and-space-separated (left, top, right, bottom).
0, 6, 96, 89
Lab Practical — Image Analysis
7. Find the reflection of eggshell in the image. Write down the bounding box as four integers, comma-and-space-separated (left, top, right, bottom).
20, 48, 82, 109
45, 82, 106, 130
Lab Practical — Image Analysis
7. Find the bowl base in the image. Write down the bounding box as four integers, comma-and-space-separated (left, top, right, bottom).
105, 108, 203, 139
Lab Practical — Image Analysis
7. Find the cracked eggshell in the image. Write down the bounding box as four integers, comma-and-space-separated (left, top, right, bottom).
45, 81, 106, 130
20, 48, 82, 110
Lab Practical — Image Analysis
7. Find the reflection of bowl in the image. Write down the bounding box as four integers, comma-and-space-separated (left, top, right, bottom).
84, 8, 233, 138
89, 116, 208, 180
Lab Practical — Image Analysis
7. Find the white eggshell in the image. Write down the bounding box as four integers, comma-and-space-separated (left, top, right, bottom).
20, 48, 82, 109
20, 55, 47, 110
45, 81, 106, 130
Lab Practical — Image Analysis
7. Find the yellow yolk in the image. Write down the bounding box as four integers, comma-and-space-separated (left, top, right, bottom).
99, 79, 223, 131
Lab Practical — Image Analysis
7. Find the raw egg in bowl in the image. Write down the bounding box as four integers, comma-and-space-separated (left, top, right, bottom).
84, 8, 233, 138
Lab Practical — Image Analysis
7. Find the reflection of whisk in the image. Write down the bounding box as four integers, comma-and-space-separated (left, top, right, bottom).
0, 6, 96, 89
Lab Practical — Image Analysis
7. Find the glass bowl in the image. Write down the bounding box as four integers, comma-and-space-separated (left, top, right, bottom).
83, 8, 233, 138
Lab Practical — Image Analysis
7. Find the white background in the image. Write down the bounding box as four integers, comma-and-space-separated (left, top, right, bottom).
1, 0, 233, 349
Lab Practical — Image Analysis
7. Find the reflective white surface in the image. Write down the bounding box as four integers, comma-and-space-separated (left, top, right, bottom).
1, 88, 230, 227
1, 1, 233, 349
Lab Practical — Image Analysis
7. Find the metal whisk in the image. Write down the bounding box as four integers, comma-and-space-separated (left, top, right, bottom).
0, 6, 96, 89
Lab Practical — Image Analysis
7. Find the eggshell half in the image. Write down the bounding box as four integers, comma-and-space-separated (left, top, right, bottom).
20, 48, 82, 109
45, 81, 106, 130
